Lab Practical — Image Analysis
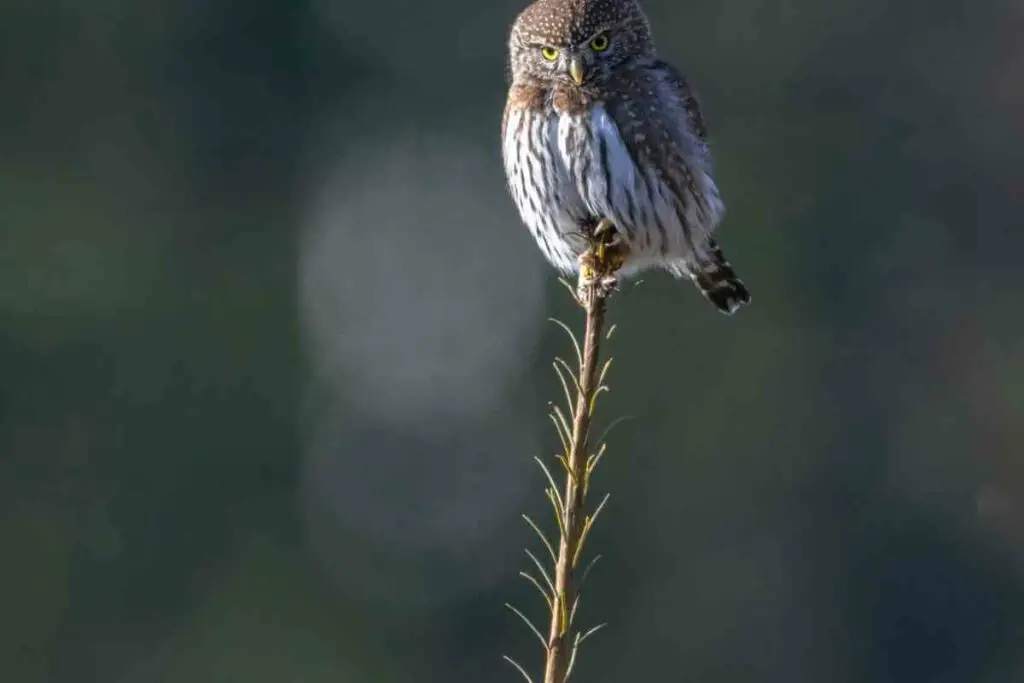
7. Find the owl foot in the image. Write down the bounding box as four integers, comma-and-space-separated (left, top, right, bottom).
575, 268, 619, 301
576, 250, 599, 301
576, 248, 623, 301
576, 218, 629, 302
596, 235, 628, 276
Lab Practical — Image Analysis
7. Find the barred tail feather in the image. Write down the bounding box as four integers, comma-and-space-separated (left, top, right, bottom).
690, 239, 750, 315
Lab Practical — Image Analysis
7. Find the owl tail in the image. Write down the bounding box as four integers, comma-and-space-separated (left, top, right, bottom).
690, 239, 750, 315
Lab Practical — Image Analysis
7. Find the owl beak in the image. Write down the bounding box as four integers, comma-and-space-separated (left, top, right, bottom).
568, 56, 585, 85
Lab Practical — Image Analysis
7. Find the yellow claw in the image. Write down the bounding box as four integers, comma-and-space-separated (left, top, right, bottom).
593, 219, 615, 237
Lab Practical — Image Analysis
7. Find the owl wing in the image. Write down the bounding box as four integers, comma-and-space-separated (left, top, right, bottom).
650, 59, 710, 144
601, 61, 721, 246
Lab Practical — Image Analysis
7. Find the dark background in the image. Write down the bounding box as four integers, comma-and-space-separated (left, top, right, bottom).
3, 0, 1024, 681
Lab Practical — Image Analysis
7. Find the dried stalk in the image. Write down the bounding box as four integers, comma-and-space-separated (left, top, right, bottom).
505, 237, 620, 683
543, 275, 607, 683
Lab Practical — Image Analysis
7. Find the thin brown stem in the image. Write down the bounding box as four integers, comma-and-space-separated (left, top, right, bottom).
543, 271, 609, 683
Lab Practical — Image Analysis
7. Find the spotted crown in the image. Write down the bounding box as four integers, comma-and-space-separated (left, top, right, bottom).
511, 0, 650, 48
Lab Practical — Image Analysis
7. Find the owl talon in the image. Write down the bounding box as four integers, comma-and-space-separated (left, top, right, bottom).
593, 218, 615, 238
598, 274, 619, 296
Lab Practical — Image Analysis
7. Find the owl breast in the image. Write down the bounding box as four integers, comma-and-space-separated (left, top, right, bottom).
557, 104, 711, 276
502, 104, 589, 274
503, 99, 719, 277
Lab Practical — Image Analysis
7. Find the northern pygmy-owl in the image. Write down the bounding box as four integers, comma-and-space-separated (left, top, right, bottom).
501, 0, 750, 313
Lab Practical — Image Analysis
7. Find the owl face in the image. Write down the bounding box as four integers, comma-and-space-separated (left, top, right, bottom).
508, 0, 652, 86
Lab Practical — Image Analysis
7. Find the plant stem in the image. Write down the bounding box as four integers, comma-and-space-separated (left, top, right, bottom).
543, 278, 608, 683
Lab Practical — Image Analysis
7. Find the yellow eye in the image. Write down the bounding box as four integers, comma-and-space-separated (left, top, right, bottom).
541, 46, 560, 61
590, 34, 610, 52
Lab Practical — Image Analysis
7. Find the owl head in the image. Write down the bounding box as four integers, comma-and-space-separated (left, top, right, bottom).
508, 0, 653, 86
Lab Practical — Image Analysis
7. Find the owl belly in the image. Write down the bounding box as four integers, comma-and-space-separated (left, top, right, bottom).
557, 105, 718, 277
502, 106, 590, 274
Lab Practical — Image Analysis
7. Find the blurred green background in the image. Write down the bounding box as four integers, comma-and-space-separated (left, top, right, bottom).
3, 0, 1024, 681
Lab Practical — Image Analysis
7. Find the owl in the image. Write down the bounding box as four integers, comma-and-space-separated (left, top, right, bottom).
501, 0, 750, 313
